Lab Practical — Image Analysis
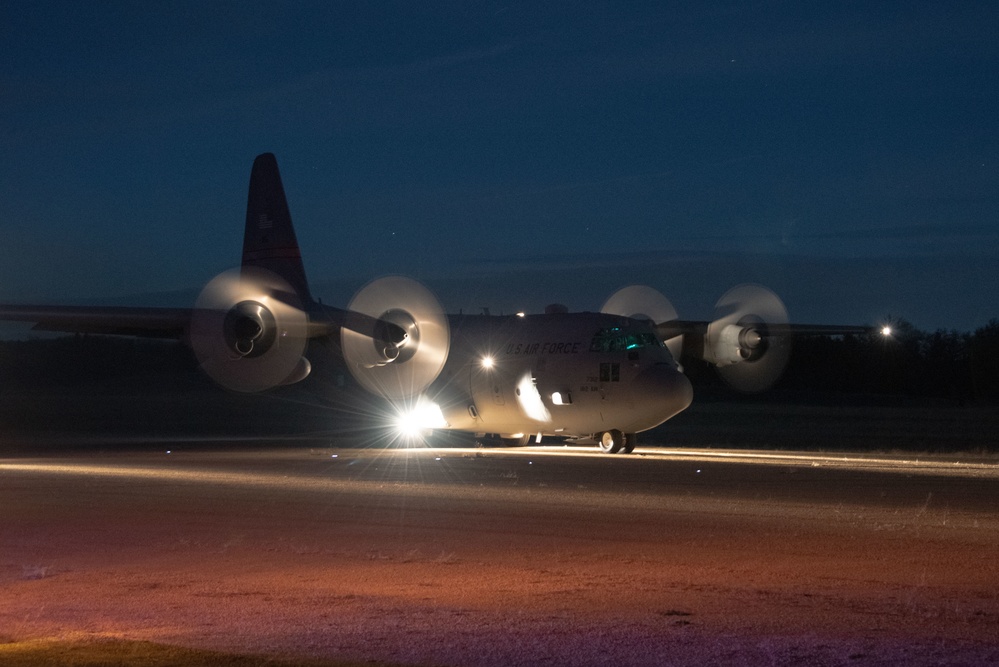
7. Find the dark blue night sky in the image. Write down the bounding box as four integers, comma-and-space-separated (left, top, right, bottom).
2, 2, 997, 331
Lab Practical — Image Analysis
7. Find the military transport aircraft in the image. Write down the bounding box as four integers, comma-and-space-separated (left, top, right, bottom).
0, 154, 870, 453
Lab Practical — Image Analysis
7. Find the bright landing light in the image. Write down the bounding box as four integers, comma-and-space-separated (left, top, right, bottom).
392, 396, 448, 443
881, 325, 893, 337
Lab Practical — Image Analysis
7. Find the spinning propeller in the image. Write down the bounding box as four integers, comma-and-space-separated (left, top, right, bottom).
190, 267, 309, 392
705, 284, 790, 393
341, 276, 450, 400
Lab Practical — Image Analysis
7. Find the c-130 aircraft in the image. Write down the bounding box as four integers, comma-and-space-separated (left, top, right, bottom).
0, 154, 869, 453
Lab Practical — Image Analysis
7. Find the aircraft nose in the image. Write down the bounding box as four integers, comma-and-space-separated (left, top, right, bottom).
636, 363, 694, 420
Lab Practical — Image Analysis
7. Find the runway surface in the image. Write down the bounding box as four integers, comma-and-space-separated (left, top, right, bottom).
3, 443, 999, 666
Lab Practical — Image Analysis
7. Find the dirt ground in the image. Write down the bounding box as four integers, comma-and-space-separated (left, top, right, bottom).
3, 448, 998, 666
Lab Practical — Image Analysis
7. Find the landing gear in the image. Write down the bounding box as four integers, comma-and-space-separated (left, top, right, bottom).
598, 429, 625, 454
598, 430, 636, 455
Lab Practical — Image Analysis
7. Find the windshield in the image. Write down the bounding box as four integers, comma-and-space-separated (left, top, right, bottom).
588, 327, 663, 353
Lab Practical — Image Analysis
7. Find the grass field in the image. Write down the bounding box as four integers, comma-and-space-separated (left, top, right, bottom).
0, 636, 408, 667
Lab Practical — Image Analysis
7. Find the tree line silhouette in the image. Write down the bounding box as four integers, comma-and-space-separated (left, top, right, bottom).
0, 320, 997, 402
681, 319, 998, 404
785, 319, 999, 402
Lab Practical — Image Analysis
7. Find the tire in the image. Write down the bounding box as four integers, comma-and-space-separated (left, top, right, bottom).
598, 429, 624, 454
622, 433, 636, 454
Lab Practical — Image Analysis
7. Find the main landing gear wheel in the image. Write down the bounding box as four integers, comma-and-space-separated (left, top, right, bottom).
598, 429, 625, 454
622, 433, 636, 454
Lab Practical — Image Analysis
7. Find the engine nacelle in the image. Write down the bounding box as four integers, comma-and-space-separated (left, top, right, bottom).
706, 321, 768, 367
279, 356, 312, 386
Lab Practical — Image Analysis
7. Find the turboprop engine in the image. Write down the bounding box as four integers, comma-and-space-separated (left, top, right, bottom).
340, 276, 450, 401
189, 266, 310, 392
703, 284, 791, 392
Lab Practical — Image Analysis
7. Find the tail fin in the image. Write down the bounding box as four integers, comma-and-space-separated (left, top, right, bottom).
242, 153, 313, 303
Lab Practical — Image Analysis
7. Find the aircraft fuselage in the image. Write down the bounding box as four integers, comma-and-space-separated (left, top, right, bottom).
429, 311, 693, 441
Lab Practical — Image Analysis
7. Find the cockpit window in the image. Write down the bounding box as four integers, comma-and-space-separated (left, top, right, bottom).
589, 327, 663, 353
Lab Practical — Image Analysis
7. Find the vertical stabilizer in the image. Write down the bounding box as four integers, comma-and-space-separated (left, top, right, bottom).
242, 153, 313, 303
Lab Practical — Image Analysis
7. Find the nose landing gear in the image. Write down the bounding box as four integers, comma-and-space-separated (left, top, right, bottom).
598, 430, 636, 454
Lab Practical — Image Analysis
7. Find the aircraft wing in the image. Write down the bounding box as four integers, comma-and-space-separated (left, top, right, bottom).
769, 323, 876, 336
0, 302, 368, 342
656, 320, 873, 340
0, 302, 373, 340
0, 305, 191, 338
